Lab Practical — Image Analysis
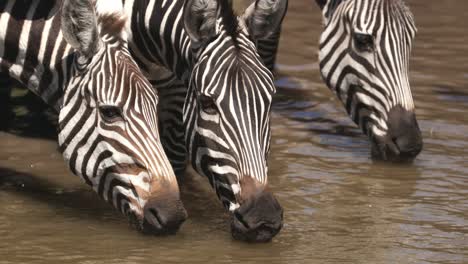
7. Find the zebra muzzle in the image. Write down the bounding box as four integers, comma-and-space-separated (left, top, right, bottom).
371, 105, 423, 161
230, 190, 283, 242
129, 179, 187, 235
140, 195, 187, 235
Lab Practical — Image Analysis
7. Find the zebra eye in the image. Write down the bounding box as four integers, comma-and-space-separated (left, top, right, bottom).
199, 95, 217, 115
354, 33, 374, 52
99, 105, 123, 122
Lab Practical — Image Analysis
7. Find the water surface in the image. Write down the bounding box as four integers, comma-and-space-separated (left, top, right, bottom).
1, 0, 467, 263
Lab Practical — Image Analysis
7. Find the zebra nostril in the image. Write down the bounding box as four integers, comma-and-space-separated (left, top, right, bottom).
389, 137, 401, 155
148, 208, 165, 228
233, 211, 250, 229
372, 105, 424, 161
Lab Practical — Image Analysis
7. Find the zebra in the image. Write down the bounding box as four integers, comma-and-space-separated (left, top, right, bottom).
123, 0, 287, 242
256, 28, 283, 74
318, 0, 423, 160
259, 0, 423, 161
0, 0, 186, 234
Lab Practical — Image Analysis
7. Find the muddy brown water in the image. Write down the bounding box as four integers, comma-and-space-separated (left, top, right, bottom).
1, 0, 467, 263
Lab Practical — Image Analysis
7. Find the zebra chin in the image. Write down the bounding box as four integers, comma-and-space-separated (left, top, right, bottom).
370, 106, 423, 162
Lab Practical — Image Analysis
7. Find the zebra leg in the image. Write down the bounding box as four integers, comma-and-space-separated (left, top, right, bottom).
153, 74, 188, 178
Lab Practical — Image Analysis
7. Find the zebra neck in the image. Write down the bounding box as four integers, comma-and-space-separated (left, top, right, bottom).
124, 0, 193, 83
0, 1, 74, 110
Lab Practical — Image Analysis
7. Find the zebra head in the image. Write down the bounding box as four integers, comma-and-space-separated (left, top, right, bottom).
58, 0, 186, 234
183, 0, 287, 242
316, 0, 423, 161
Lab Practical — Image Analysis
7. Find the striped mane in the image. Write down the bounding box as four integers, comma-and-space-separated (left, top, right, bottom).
384, 0, 415, 24
219, 0, 240, 48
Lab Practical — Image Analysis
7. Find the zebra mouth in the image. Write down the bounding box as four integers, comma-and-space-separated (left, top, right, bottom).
126, 210, 171, 235
229, 190, 283, 242
370, 135, 418, 162
126, 207, 186, 236
125, 193, 187, 236
386, 137, 420, 162
127, 210, 145, 231
371, 136, 397, 160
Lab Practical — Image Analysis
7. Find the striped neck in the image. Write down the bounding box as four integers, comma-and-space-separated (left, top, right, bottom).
0, 1, 74, 110
123, 0, 193, 82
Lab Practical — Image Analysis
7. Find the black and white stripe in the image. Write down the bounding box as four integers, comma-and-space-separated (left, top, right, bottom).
124, 0, 286, 241
256, 28, 283, 73
318, 0, 422, 159
258, 0, 422, 160
0, 0, 186, 234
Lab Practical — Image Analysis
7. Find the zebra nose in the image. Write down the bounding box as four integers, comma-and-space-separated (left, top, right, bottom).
386, 105, 423, 160
141, 193, 187, 235
231, 190, 283, 242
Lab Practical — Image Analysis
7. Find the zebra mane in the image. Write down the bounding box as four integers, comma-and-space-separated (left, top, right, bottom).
385, 0, 415, 20
219, 0, 240, 48
369, 0, 416, 32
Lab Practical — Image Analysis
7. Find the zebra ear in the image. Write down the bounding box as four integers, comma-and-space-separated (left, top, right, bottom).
61, 0, 101, 59
243, 0, 288, 40
183, 0, 218, 49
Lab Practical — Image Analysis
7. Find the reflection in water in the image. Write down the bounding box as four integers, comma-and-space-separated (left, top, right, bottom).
1, 0, 468, 263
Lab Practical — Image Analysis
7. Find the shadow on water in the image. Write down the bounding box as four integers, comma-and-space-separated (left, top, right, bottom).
0, 75, 229, 236
1, 0, 468, 261
0, 75, 57, 140
0, 76, 118, 227
0, 166, 115, 220
0, 165, 229, 234
273, 74, 363, 138
432, 84, 468, 105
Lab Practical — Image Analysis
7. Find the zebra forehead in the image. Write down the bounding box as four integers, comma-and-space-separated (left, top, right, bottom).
351, 0, 416, 33
90, 56, 156, 106
203, 60, 274, 95
353, 0, 414, 19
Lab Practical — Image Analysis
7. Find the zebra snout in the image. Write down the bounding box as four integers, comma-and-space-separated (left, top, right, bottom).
230, 190, 283, 243
140, 193, 187, 235
373, 105, 423, 161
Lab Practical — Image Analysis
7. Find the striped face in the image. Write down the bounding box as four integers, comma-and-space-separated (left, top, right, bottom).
318, 0, 422, 160
58, 1, 186, 234
185, 20, 276, 211
183, 0, 286, 242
